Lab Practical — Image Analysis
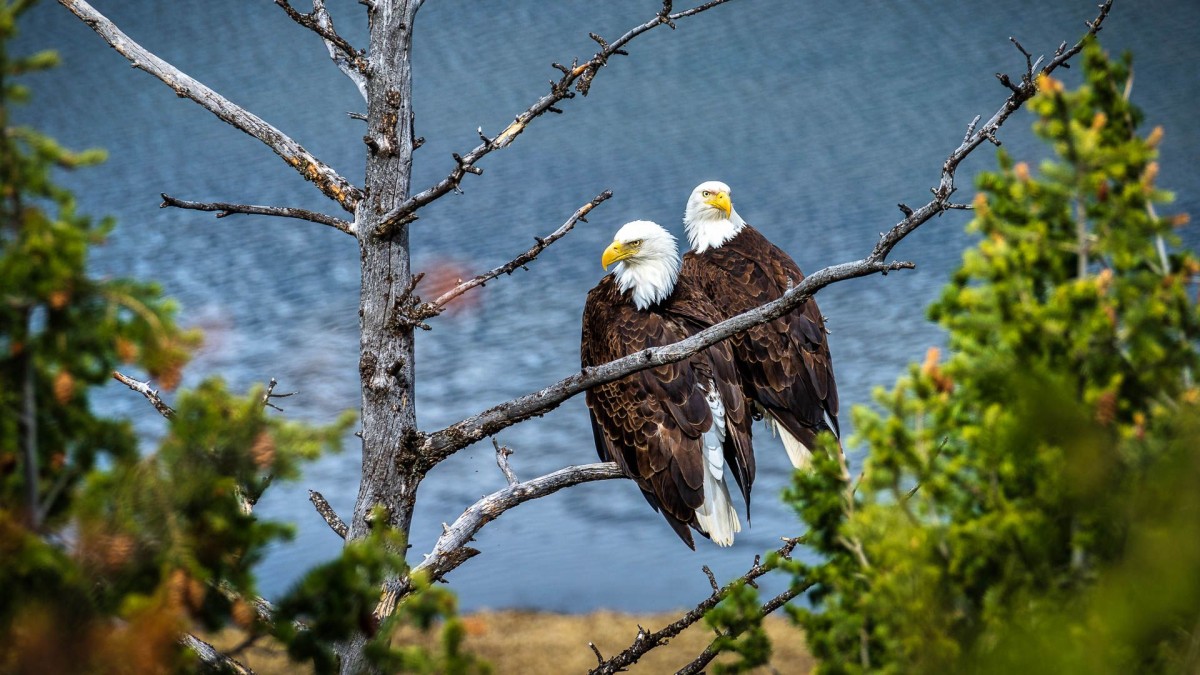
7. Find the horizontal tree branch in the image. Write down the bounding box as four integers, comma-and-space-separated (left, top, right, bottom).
373, 461, 626, 619
59, 0, 364, 212
160, 194, 355, 234
588, 537, 805, 675
415, 0, 1114, 469
415, 190, 612, 321
374, 0, 736, 237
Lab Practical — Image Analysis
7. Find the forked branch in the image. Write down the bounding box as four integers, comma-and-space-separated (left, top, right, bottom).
59, 0, 364, 212
275, 0, 369, 100
373, 461, 626, 619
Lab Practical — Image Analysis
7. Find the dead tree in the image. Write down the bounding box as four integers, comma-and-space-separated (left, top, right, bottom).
60, 0, 1113, 671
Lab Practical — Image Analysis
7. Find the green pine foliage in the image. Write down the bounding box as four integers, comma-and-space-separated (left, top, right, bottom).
0, 0, 199, 527
787, 40, 1200, 673
1, 3, 483, 672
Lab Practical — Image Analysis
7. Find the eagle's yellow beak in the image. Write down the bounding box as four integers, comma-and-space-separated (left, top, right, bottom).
705, 191, 732, 218
602, 240, 634, 270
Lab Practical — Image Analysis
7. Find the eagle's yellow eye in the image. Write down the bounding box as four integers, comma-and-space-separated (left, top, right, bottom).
701, 191, 711, 197
629, 239, 643, 247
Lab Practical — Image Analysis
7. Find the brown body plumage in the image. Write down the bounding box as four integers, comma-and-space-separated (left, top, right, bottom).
582, 221, 753, 549
681, 182, 839, 467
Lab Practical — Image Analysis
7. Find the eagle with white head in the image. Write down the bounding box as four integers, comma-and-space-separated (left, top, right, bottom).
581, 220, 754, 548
680, 181, 840, 468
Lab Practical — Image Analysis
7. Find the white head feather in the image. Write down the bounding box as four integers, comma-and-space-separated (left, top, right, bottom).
682, 180, 746, 254
605, 220, 680, 311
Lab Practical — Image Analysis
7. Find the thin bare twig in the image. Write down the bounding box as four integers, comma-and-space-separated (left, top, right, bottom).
414, 191, 613, 319
375, 0, 737, 236
59, 0, 363, 212
309, 489, 348, 539
112, 371, 175, 419
415, 0, 1115, 469
675, 583, 810, 675
589, 537, 804, 675
160, 194, 354, 234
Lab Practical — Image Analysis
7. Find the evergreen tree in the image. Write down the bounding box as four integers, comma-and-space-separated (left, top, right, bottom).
788, 40, 1200, 673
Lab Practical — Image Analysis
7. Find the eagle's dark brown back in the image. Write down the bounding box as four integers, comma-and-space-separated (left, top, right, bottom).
581, 275, 753, 548
680, 224, 840, 457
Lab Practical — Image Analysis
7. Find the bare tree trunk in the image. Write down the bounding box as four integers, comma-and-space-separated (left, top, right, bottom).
340, 1, 421, 671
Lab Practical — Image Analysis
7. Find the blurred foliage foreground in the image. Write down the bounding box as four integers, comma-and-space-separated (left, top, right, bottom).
3, 0, 1198, 670
783, 40, 1200, 674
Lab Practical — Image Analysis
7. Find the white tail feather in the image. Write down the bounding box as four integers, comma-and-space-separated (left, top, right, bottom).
696, 385, 741, 546
765, 412, 814, 470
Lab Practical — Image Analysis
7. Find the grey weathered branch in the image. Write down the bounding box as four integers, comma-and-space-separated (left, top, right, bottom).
415, 0, 1115, 469
414, 190, 613, 321
309, 489, 349, 538
588, 537, 805, 675
112, 371, 176, 419
275, 0, 370, 100
160, 194, 355, 235
373, 461, 626, 619
59, 0, 363, 212
374, 0, 737, 237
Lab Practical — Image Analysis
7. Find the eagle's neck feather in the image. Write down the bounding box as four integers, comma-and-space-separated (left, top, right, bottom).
684, 208, 745, 254
614, 254, 678, 311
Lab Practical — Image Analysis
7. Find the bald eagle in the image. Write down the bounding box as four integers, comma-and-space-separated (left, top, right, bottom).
680, 181, 839, 468
581, 220, 754, 548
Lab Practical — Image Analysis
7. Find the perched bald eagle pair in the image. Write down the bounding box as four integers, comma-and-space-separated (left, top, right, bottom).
581, 182, 839, 549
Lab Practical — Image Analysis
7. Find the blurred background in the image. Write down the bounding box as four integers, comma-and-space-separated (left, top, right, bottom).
15, 0, 1199, 612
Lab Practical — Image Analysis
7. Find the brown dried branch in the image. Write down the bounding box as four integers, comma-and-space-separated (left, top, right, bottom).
160, 193, 354, 235
373, 461, 626, 619
309, 489, 348, 539
414, 191, 613, 320
588, 537, 805, 675
374, 0, 737, 237
59, 0, 363, 212
415, 0, 1114, 469
112, 371, 175, 419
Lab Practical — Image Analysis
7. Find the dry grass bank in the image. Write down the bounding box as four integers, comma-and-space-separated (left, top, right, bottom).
203, 609, 812, 674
